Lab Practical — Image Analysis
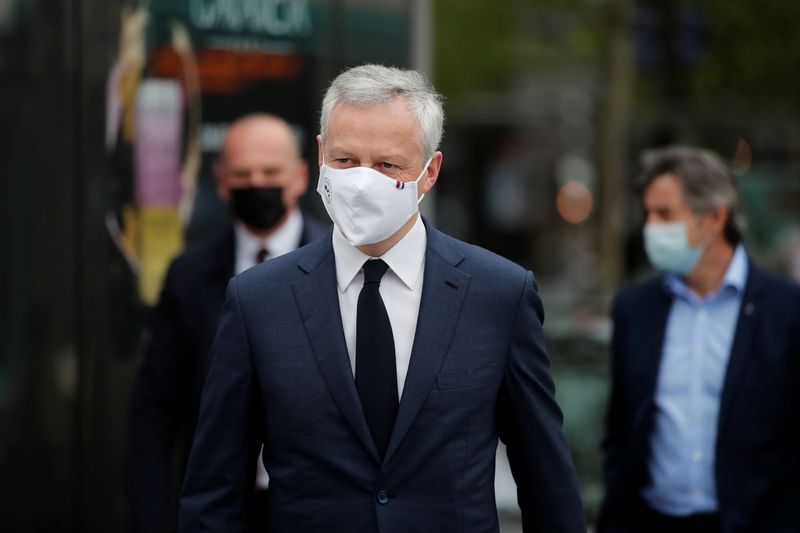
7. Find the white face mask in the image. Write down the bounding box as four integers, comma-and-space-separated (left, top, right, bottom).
643, 221, 707, 275
316, 158, 431, 246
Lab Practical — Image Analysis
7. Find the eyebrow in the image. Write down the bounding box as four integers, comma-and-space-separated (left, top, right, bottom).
327, 148, 410, 165
230, 163, 284, 173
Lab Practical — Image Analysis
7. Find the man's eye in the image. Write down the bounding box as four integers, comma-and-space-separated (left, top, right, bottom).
381, 162, 396, 170
262, 167, 280, 176
335, 158, 352, 165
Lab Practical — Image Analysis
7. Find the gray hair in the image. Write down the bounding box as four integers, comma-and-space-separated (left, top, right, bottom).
319, 64, 445, 160
636, 145, 746, 244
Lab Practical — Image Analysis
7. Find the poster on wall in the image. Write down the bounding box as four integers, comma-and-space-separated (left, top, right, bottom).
104, 0, 321, 305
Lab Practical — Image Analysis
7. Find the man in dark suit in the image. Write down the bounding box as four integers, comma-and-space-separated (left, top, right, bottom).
128, 114, 327, 533
178, 65, 585, 532
599, 145, 800, 533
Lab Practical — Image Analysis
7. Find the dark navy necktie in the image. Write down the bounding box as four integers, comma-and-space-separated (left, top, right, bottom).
355, 259, 398, 458
255, 247, 269, 264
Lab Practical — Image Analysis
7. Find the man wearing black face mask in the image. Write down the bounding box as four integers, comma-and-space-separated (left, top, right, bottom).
128, 114, 327, 533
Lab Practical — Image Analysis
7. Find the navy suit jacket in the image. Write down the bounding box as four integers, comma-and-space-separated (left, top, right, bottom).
178, 220, 585, 533
128, 215, 327, 533
599, 259, 800, 532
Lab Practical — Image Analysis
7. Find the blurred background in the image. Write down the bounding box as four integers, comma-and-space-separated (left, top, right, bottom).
1, 0, 798, 531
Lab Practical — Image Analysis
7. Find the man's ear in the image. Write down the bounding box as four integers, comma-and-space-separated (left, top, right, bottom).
316, 135, 324, 167
420, 151, 443, 194
295, 159, 310, 196
282, 159, 309, 211
214, 156, 230, 203
706, 205, 730, 235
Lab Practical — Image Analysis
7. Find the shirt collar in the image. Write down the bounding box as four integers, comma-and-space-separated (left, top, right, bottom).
235, 208, 303, 260
723, 244, 748, 292
665, 244, 749, 298
332, 215, 427, 292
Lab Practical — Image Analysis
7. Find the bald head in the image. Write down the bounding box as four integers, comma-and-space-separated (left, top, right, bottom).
222, 114, 301, 162
216, 114, 309, 235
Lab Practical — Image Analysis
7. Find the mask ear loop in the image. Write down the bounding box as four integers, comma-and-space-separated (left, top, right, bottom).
415, 156, 433, 204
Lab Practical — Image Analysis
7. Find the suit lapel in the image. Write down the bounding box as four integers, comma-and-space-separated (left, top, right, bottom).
222, 230, 236, 281
634, 280, 674, 430
384, 223, 470, 464
718, 261, 763, 433
207, 228, 236, 283
292, 237, 380, 462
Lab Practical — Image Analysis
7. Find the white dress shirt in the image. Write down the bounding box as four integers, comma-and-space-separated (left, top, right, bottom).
234, 208, 303, 275
332, 214, 427, 399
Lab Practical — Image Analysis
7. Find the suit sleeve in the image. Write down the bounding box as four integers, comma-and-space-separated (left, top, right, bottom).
497, 270, 586, 532
128, 263, 192, 533
178, 278, 261, 533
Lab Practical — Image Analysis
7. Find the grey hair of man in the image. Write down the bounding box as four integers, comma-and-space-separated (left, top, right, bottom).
319, 64, 445, 161
635, 144, 746, 245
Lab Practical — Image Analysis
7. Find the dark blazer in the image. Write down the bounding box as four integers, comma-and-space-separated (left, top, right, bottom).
178, 219, 585, 533
128, 215, 327, 533
599, 259, 800, 533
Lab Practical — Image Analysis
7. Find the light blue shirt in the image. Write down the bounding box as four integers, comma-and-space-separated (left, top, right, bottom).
642, 245, 748, 516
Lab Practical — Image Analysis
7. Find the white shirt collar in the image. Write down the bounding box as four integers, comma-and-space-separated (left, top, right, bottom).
235, 208, 303, 271
723, 244, 748, 292
332, 215, 427, 292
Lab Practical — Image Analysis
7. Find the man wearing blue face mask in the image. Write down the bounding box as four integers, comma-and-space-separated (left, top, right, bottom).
178, 64, 585, 532
599, 145, 800, 533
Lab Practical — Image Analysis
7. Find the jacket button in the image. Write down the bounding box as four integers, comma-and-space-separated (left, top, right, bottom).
376, 490, 389, 505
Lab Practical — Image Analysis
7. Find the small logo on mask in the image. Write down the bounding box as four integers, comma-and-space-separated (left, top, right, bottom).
323, 178, 332, 203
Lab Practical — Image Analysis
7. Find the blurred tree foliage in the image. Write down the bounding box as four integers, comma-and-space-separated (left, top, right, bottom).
434, 0, 800, 116
432, 0, 521, 101
634, 0, 800, 118
690, 0, 800, 115
433, 0, 604, 109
